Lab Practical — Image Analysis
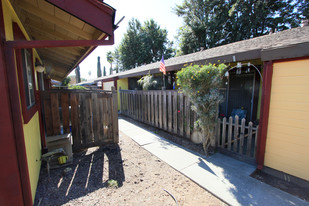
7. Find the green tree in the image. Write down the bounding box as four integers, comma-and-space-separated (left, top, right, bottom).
97, 56, 102, 77
118, 19, 143, 70
106, 51, 114, 74
118, 18, 175, 70
297, 0, 309, 19
75, 65, 81, 83
103, 66, 106, 76
61, 76, 71, 86
175, 0, 306, 54
176, 25, 201, 55
113, 48, 122, 73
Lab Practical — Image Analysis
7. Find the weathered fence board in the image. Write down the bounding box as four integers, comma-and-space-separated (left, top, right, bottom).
168, 91, 172, 133
41, 89, 118, 150
163, 92, 167, 130
179, 93, 184, 136
173, 91, 178, 134
233, 115, 239, 152
61, 93, 70, 134
185, 96, 191, 139
43, 98, 53, 136
51, 93, 61, 135
159, 91, 162, 128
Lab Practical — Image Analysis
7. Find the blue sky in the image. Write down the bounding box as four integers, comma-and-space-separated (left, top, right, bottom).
73, 0, 184, 80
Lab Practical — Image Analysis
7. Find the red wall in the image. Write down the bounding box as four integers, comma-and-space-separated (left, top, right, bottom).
0, 1, 24, 204
0, 36, 24, 206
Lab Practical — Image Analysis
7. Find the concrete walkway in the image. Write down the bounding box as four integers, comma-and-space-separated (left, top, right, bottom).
119, 118, 309, 206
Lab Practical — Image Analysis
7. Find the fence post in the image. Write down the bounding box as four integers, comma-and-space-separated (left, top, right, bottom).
221, 117, 226, 148
112, 87, 119, 143
119, 87, 122, 114
247, 122, 253, 156
216, 118, 221, 147
239, 118, 246, 155
227, 116, 233, 150
233, 115, 239, 152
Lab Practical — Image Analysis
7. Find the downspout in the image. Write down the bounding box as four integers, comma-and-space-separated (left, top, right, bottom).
256, 61, 273, 170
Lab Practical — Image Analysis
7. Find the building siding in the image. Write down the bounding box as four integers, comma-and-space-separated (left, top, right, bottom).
117, 78, 128, 110
23, 113, 42, 201
264, 58, 309, 181
3, 0, 42, 201
103, 81, 114, 91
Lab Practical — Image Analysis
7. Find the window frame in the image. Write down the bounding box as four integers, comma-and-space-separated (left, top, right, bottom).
14, 23, 37, 124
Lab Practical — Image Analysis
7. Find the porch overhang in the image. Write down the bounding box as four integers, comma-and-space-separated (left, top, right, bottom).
46, 0, 116, 36
9, 0, 116, 81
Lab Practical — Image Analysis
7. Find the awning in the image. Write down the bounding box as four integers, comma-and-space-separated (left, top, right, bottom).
9, 0, 116, 81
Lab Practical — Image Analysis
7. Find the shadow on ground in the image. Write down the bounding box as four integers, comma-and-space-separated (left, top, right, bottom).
34, 144, 125, 206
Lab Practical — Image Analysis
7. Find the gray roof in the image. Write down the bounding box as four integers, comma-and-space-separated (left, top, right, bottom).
97, 26, 309, 81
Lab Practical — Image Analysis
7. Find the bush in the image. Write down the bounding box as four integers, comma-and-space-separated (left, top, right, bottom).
137, 73, 157, 90
177, 63, 227, 154
68, 85, 88, 90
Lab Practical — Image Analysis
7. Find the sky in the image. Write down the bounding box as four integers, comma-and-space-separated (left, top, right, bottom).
70, 0, 184, 80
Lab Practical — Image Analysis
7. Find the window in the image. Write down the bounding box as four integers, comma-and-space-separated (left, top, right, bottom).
13, 23, 37, 124
21, 49, 35, 109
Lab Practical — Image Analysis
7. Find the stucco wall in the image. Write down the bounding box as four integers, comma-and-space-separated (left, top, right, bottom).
2, 0, 41, 201
117, 78, 128, 110
264, 58, 309, 181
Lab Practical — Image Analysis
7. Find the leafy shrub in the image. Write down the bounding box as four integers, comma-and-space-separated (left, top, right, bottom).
177, 63, 227, 154
137, 72, 157, 90
68, 85, 88, 90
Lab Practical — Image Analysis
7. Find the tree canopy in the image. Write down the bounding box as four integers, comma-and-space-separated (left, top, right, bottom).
175, 0, 308, 55
114, 18, 175, 71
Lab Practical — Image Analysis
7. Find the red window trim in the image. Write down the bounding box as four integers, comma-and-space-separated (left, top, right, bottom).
13, 23, 37, 124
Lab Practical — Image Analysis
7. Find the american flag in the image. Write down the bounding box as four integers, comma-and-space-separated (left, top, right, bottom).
160, 55, 166, 75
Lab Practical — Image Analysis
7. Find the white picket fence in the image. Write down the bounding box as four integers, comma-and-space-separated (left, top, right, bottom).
216, 115, 258, 159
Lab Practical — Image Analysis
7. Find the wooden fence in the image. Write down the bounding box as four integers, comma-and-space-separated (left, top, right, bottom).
215, 116, 258, 160
41, 88, 118, 150
119, 89, 258, 160
119, 89, 195, 138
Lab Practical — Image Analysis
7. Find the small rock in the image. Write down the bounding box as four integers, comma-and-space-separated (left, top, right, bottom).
62, 167, 72, 176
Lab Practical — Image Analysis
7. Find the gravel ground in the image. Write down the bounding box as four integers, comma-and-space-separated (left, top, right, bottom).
34, 130, 225, 206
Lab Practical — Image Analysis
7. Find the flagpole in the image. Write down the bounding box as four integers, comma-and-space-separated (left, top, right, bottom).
163, 73, 166, 90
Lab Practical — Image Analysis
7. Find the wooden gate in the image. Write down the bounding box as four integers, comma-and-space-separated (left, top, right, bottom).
41, 88, 118, 150
215, 116, 258, 163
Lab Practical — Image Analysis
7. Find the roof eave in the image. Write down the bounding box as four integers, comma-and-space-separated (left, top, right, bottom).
261, 42, 309, 61
45, 0, 116, 36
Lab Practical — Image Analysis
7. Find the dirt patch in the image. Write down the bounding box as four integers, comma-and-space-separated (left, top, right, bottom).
251, 170, 309, 202
34, 130, 225, 205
